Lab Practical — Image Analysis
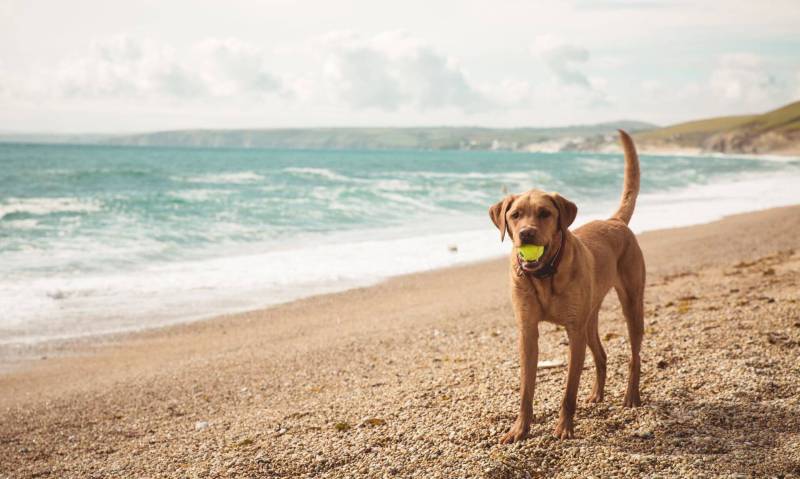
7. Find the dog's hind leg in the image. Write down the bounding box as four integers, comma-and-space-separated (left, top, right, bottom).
585, 306, 606, 404
615, 250, 645, 408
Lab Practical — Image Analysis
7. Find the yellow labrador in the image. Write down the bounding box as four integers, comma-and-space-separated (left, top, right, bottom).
489, 130, 644, 443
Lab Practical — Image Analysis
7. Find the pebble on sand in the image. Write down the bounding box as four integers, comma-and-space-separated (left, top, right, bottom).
537, 359, 566, 369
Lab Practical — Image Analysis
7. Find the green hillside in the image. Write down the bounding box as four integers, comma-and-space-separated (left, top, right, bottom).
635, 100, 800, 154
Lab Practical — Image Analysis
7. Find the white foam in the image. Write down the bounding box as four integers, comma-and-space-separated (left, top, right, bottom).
641, 150, 800, 163
373, 191, 444, 213
372, 179, 414, 191
404, 171, 551, 182
0, 197, 101, 219
578, 157, 620, 173
569, 170, 800, 233
177, 172, 265, 184
283, 167, 356, 182
630, 170, 800, 232
1, 219, 39, 230
167, 189, 231, 201
0, 216, 504, 344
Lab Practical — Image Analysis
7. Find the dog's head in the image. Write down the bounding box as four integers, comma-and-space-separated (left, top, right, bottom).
489, 190, 577, 269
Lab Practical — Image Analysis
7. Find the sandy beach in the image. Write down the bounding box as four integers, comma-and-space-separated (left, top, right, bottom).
1, 205, 799, 478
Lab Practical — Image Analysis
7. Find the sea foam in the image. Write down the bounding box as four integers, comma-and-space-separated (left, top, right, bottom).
0, 197, 101, 220
178, 172, 266, 184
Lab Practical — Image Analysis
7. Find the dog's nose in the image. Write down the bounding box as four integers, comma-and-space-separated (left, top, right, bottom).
519, 228, 538, 244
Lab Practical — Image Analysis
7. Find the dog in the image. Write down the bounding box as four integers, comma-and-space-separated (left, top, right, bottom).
489, 130, 644, 443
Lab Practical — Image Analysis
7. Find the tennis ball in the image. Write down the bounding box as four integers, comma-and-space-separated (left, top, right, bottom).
518, 244, 544, 261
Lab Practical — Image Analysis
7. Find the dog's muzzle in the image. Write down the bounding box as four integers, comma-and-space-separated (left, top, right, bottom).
518, 247, 547, 273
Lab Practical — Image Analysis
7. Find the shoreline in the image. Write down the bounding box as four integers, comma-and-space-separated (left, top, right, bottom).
0, 196, 797, 364
2, 204, 799, 477
590, 144, 800, 158
1, 203, 798, 378
2, 201, 799, 360
5, 170, 800, 350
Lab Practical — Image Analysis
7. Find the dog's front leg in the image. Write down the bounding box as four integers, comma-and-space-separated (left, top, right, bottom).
554, 325, 587, 439
500, 315, 539, 444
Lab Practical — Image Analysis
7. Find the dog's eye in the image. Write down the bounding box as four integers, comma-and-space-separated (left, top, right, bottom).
538, 210, 551, 219
509, 211, 520, 220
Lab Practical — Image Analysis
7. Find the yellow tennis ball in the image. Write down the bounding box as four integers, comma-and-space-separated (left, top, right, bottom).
518, 244, 544, 261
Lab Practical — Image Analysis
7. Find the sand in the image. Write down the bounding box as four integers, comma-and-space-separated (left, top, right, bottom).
1, 205, 799, 478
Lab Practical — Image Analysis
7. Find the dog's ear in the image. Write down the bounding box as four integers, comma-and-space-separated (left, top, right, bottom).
550, 193, 577, 231
489, 195, 516, 242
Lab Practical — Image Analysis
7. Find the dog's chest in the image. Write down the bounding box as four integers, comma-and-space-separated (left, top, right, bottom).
538, 299, 581, 327
523, 282, 586, 327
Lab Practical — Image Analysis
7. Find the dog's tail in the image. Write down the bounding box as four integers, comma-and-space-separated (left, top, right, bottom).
611, 130, 640, 225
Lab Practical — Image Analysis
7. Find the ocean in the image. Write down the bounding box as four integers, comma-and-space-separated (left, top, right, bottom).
1, 142, 799, 344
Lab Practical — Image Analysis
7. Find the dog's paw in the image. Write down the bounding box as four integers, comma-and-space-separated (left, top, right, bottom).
623, 392, 642, 408
552, 418, 575, 440
499, 419, 530, 444
586, 391, 603, 404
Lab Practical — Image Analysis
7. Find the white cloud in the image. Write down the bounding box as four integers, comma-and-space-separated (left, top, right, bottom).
709, 53, 779, 105
5, 31, 504, 115
2, 10, 798, 132
16, 35, 285, 103
191, 38, 280, 98
55, 35, 202, 99
531, 35, 591, 88
631, 52, 798, 125
527, 35, 610, 111
318, 30, 489, 112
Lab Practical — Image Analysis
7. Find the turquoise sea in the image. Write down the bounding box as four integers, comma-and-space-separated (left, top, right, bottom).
1, 142, 799, 343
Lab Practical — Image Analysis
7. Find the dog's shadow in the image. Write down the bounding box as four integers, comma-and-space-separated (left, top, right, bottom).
598, 397, 800, 474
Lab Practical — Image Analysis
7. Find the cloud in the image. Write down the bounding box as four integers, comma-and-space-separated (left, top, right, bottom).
32, 35, 284, 102
527, 35, 610, 110
55, 35, 201, 99
530, 35, 591, 88
709, 53, 779, 105
318, 31, 489, 111
6, 32, 500, 114
192, 38, 281, 98
633, 52, 797, 124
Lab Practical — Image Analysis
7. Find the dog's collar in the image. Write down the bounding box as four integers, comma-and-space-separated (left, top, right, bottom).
515, 230, 566, 280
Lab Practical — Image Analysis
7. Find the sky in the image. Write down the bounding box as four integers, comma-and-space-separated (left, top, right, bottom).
1, 0, 799, 133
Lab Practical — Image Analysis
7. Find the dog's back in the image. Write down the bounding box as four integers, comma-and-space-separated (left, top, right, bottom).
574, 130, 644, 308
